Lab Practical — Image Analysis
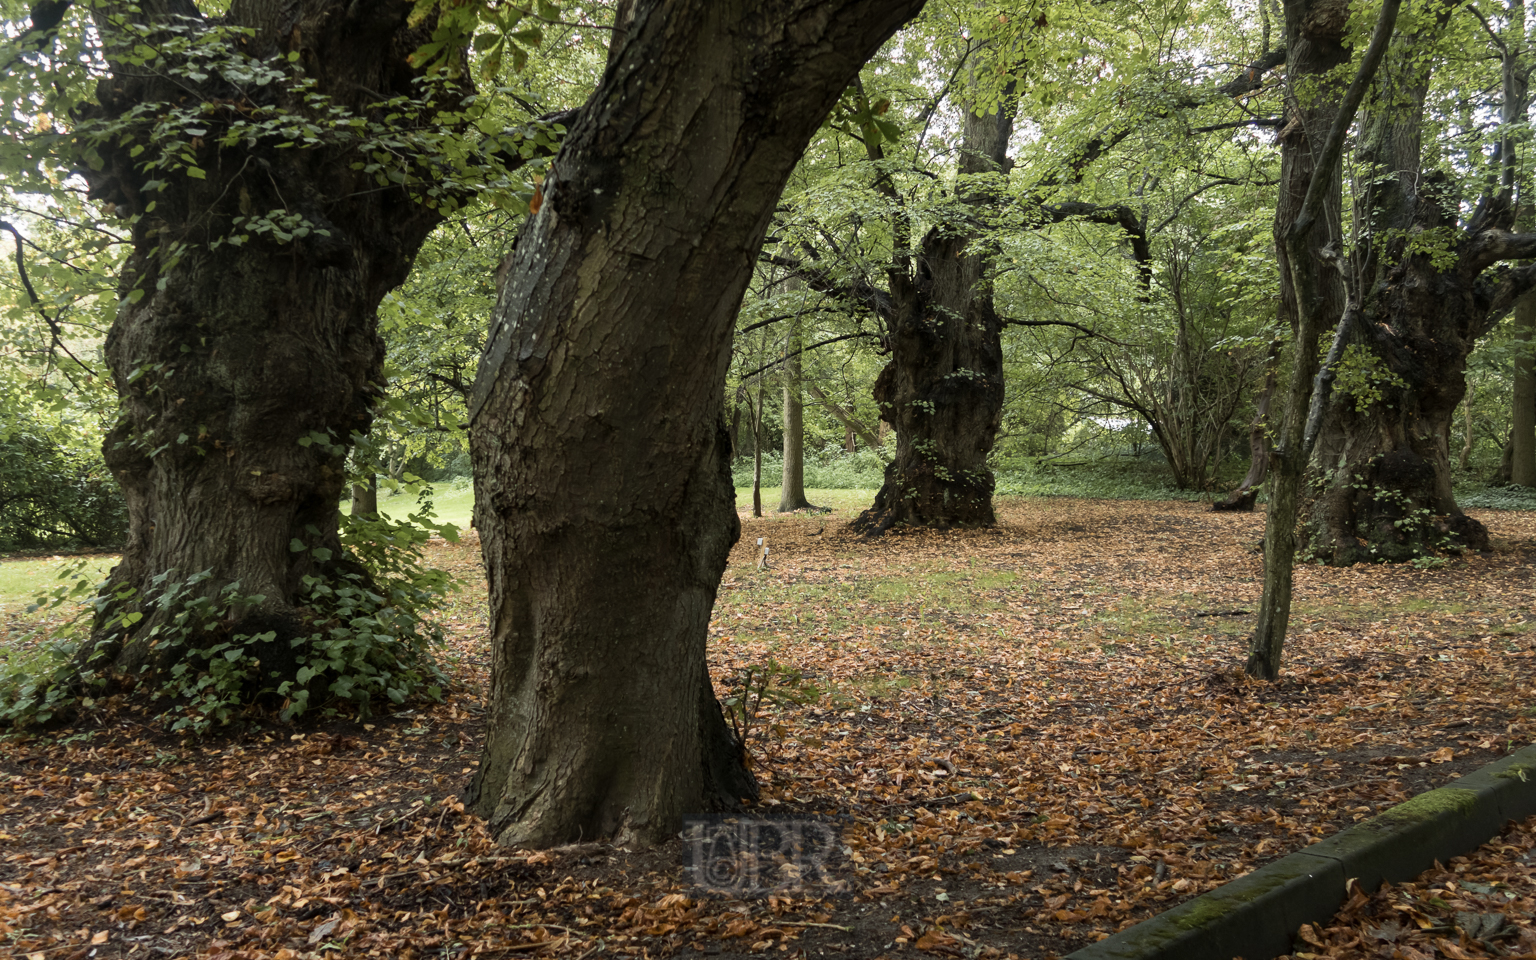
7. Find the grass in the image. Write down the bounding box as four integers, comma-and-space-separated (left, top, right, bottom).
734, 487, 877, 517
0, 556, 116, 610
356, 482, 476, 529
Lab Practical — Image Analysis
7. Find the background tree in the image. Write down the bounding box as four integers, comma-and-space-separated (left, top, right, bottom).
1301, 0, 1536, 564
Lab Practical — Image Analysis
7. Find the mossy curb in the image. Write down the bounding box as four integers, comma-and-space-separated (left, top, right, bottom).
1066, 744, 1536, 960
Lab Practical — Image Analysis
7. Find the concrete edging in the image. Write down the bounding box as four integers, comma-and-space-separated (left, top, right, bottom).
1065, 744, 1536, 960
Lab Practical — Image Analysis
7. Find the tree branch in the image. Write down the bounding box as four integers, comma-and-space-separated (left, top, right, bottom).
0, 220, 97, 378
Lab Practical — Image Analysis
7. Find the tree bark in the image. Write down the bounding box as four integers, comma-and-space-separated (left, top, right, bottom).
1214, 335, 1282, 511
351, 475, 380, 521
76, 0, 445, 676
466, 0, 924, 848
1248, 0, 1401, 679
851, 91, 1011, 534
778, 314, 817, 511
1300, 0, 1519, 565
1512, 291, 1536, 485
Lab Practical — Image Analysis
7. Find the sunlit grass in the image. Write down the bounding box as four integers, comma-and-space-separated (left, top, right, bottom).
0, 556, 116, 611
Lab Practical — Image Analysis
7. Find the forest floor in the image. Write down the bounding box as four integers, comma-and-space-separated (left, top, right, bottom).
1, 498, 1534, 960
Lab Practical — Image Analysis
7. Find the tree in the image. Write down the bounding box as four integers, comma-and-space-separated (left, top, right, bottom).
466, 0, 925, 848
1301, 0, 1536, 564
767, 4, 1286, 531
3, 0, 558, 716
1248, 0, 1403, 679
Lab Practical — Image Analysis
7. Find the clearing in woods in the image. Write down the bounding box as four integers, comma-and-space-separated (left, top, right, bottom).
0, 497, 1533, 959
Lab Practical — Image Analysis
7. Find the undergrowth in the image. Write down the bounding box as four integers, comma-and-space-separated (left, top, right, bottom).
0, 505, 458, 734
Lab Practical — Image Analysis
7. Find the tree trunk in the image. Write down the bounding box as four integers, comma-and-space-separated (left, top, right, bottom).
1248, 0, 1396, 679
1512, 291, 1536, 485
1214, 336, 1281, 511
351, 475, 380, 520
851, 95, 1010, 534
77, 0, 444, 677
465, 0, 924, 848
1301, 0, 1508, 565
1304, 247, 1493, 563
778, 315, 816, 511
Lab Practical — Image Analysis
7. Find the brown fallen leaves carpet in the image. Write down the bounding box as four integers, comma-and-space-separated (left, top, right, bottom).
1, 498, 1533, 960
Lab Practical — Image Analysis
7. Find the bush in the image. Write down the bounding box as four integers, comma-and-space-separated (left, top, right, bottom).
0, 429, 126, 549
0, 505, 456, 733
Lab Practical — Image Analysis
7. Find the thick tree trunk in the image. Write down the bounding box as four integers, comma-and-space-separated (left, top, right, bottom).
1304, 246, 1493, 563
466, 0, 924, 848
852, 99, 1010, 534
778, 317, 817, 512
1511, 291, 1536, 485
1301, 0, 1502, 565
77, 0, 443, 676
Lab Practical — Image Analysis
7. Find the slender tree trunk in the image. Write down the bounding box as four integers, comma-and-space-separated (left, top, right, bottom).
1512, 291, 1536, 485
77, 0, 445, 676
1248, 0, 1401, 679
753, 373, 766, 518
351, 475, 380, 520
465, 0, 924, 848
778, 315, 816, 511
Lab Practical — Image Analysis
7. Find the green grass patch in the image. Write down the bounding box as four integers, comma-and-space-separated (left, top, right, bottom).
0, 556, 116, 610
734, 487, 877, 517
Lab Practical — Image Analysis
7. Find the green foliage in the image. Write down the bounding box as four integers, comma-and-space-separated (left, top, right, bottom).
0, 421, 125, 549
1332, 343, 1407, 413
721, 658, 820, 751
732, 448, 888, 490
0, 508, 457, 734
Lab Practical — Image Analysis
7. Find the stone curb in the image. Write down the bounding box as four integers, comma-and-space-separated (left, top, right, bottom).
1065, 743, 1536, 960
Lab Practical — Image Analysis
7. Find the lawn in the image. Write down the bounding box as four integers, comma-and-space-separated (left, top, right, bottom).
0, 497, 1533, 960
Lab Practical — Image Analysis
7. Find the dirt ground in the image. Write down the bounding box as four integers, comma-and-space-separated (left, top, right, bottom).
1, 498, 1533, 960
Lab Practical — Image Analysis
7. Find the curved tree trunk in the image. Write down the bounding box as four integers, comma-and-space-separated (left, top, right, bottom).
852, 98, 1010, 534
77, 0, 444, 675
466, 0, 924, 848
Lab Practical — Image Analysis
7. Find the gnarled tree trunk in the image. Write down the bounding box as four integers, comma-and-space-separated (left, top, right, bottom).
78, 0, 445, 675
465, 0, 924, 848
852, 100, 1009, 534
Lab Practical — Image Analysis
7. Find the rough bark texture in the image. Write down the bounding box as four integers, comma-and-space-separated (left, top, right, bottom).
851, 102, 1010, 534
79, 0, 442, 674
1302, 0, 1513, 565
466, 0, 924, 848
